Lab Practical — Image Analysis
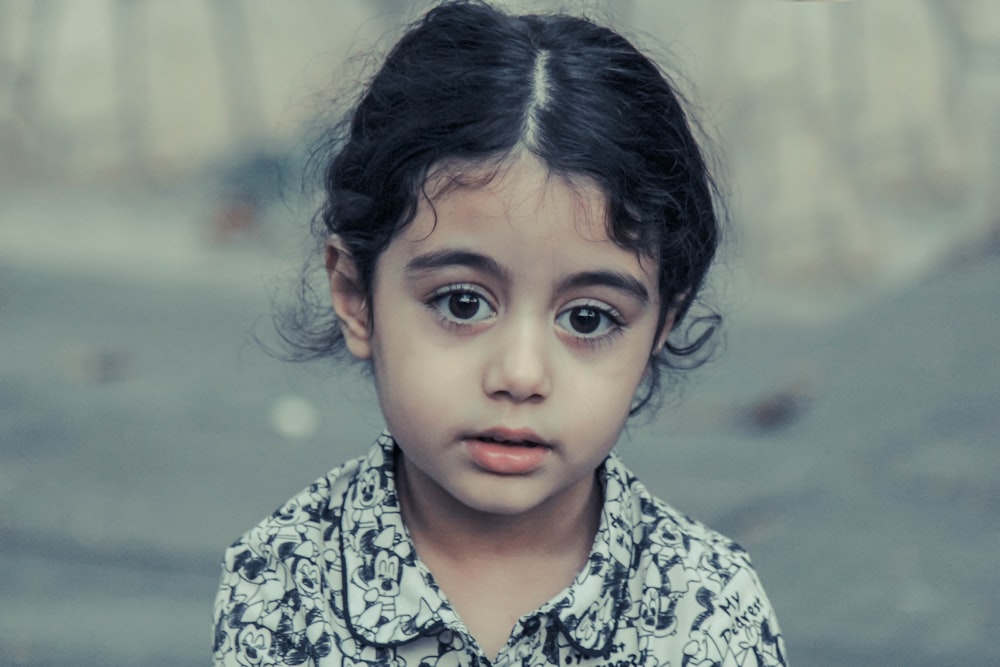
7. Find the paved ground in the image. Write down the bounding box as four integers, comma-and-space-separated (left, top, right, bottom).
0, 182, 997, 665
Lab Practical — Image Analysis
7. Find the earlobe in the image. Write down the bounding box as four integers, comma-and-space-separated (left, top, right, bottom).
325, 237, 373, 360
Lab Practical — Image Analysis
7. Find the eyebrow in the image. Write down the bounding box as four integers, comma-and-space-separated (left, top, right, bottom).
556, 271, 650, 304
405, 249, 512, 283
405, 248, 650, 304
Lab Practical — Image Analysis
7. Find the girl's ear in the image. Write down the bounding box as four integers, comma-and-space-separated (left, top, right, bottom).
653, 295, 685, 355
325, 237, 372, 360
653, 316, 673, 355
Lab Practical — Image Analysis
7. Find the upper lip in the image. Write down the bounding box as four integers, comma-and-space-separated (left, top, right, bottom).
470, 427, 549, 447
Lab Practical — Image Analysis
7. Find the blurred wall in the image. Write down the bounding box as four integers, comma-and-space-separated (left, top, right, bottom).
1, 0, 998, 307
0, 0, 375, 174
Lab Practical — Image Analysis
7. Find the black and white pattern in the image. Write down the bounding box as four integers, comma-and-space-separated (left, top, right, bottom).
214, 433, 787, 666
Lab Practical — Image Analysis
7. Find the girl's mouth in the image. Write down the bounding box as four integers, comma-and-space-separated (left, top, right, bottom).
465, 430, 550, 474
476, 435, 541, 447
473, 427, 548, 447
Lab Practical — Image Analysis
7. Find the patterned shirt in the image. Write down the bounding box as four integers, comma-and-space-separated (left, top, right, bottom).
213, 433, 787, 666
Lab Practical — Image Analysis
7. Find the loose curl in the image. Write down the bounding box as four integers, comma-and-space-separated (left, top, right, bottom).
280, 0, 724, 416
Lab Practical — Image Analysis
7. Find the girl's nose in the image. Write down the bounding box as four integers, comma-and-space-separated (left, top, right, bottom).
482, 321, 552, 403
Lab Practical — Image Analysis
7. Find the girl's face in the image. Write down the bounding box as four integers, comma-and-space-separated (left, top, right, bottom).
329, 155, 667, 521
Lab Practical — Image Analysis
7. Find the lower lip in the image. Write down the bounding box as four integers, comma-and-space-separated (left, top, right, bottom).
466, 440, 549, 475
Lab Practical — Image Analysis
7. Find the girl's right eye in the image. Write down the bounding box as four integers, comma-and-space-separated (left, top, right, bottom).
428, 287, 496, 325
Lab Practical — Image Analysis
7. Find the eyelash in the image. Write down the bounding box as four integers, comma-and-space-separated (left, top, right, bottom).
556, 301, 626, 348
424, 285, 627, 347
425, 284, 497, 330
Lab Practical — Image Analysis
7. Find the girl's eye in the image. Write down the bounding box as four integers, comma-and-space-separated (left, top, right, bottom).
555, 304, 620, 338
429, 289, 495, 324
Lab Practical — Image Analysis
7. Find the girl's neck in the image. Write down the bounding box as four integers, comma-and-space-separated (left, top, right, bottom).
394, 453, 603, 659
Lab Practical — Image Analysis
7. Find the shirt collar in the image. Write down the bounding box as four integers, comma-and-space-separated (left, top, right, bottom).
338, 433, 638, 656
339, 433, 457, 647
543, 451, 637, 657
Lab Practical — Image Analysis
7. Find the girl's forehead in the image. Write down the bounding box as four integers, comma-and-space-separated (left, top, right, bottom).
388, 154, 658, 287
417, 154, 611, 242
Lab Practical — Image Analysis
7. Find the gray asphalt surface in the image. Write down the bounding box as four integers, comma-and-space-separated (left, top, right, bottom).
1, 185, 997, 666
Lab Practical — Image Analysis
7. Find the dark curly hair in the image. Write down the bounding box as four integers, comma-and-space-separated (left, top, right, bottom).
282, 0, 724, 415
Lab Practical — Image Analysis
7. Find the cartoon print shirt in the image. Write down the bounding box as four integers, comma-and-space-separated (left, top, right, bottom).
213, 433, 787, 666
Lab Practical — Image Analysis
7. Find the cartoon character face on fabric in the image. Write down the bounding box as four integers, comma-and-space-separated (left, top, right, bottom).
235, 624, 273, 667
639, 563, 680, 638
355, 526, 411, 623
357, 467, 385, 508
366, 551, 401, 613
350, 467, 388, 533
292, 556, 321, 596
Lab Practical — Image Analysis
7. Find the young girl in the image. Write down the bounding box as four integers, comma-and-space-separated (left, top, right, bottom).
213, 2, 787, 665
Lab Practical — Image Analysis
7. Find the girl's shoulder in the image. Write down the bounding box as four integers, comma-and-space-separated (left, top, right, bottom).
227, 452, 368, 562
606, 458, 785, 665
607, 453, 756, 576
213, 454, 369, 664
643, 490, 750, 567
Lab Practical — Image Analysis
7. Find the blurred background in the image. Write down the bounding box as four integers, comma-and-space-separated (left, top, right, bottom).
0, 1, 997, 665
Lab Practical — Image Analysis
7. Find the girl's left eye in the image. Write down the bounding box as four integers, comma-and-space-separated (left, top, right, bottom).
429, 289, 496, 324
555, 304, 620, 338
